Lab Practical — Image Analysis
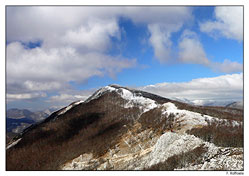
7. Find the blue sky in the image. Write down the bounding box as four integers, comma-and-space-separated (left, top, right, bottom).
6, 6, 243, 110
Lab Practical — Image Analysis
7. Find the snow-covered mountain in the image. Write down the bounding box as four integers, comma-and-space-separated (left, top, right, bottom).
6, 85, 243, 171
170, 97, 242, 108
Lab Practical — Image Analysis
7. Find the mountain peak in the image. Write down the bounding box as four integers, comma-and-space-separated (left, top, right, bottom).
108, 84, 122, 88
6, 85, 243, 171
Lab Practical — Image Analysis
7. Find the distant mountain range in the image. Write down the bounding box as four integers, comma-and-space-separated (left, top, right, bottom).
6, 108, 58, 142
225, 101, 243, 109
6, 85, 243, 171
171, 97, 243, 109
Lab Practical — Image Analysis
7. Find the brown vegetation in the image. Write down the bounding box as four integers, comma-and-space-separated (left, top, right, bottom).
6, 88, 243, 170
186, 120, 243, 147
172, 100, 243, 121
6, 92, 137, 170
138, 107, 176, 134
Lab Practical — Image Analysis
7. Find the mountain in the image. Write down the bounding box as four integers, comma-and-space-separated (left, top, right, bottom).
6, 85, 243, 171
7, 117, 35, 133
7, 108, 53, 122
6, 109, 48, 134
171, 97, 243, 108
6, 108, 57, 143
225, 101, 243, 110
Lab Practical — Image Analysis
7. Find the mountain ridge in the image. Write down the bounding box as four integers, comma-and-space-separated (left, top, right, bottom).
6, 85, 243, 170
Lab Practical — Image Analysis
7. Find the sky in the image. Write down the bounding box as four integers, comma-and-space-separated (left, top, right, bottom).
6, 6, 243, 111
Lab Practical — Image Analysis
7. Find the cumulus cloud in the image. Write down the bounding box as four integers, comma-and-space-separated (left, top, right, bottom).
7, 6, 193, 62
211, 59, 243, 73
6, 6, 242, 108
6, 6, 194, 102
62, 18, 120, 52
7, 7, 120, 44
200, 6, 243, 41
178, 30, 242, 73
7, 42, 136, 98
148, 24, 173, 63
120, 7, 193, 62
145, 8, 192, 63
141, 73, 243, 102
178, 30, 210, 65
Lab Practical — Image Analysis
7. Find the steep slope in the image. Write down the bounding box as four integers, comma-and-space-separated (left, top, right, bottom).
6, 85, 243, 171
6, 108, 57, 143
7, 117, 35, 133
226, 101, 243, 110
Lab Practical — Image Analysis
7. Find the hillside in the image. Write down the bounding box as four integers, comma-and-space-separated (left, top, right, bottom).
226, 101, 243, 110
6, 108, 56, 143
6, 85, 243, 170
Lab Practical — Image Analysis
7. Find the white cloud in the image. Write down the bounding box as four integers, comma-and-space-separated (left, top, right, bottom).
211, 59, 243, 73
177, 30, 242, 73
46, 89, 96, 108
141, 73, 243, 101
121, 7, 193, 63
62, 18, 120, 52
7, 42, 136, 95
200, 6, 243, 41
7, 92, 47, 101
7, 7, 128, 95
23, 81, 62, 91
7, 6, 193, 62
178, 30, 210, 65
6, 6, 194, 101
143, 7, 193, 63
6, 6, 242, 108
148, 24, 173, 63
48, 94, 88, 103
7, 7, 119, 44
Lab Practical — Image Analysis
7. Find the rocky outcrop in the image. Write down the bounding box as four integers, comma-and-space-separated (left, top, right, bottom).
61, 129, 243, 170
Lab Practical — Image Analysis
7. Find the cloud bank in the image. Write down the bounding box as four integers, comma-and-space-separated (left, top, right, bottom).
141, 73, 243, 102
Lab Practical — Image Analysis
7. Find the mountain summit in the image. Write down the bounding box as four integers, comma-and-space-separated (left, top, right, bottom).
6, 85, 243, 170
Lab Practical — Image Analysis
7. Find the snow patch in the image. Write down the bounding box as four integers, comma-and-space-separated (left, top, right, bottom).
160, 102, 241, 132
57, 100, 85, 116
85, 86, 116, 103
119, 88, 157, 113
177, 147, 243, 170
73, 100, 84, 106
147, 132, 203, 167
58, 105, 73, 115
86, 86, 158, 113
161, 102, 208, 131
162, 102, 178, 112
7, 138, 22, 149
